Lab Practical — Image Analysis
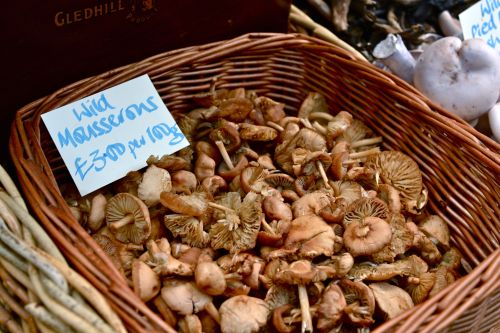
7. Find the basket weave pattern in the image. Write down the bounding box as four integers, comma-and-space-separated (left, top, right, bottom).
10, 33, 500, 333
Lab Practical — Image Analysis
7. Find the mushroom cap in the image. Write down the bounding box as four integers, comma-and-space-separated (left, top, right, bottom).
164, 214, 210, 248
239, 123, 278, 141
264, 285, 297, 311
195, 260, 227, 296
292, 191, 334, 218
194, 152, 216, 181
263, 196, 293, 222
369, 282, 414, 320
240, 166, 270, 194
297, 92, 329, 119
340, 119, 375, 143
254, 96, 286, 123
87, 193, 107, 232
161, 280, 212, 315
212, 97, 253, 123
330, 181, 363, 205
219, 295, 269, 333
275, 260, 327, 285
283, 215, 337, 258
171, 170, 197, 195
414, 37, 500, 121
132, 260, 160, 302
365, 151, 423, 210
159, 192, 209, 217
371, 213, 414, 263
339, 279, 375, 326
343, 217, 392, 256
106, 193, 151, 244
418, 215, 450, 249
316, 283, 347, 331
343, 197, 388, 227
138, 165, 172, 206
147, 154, 191, 172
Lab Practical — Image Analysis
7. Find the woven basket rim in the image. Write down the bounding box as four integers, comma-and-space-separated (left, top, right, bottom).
9, 32, 500, 333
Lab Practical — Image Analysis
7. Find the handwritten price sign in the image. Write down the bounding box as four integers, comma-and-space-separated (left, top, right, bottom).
42, 74, 189, 196
460, 0, 500, 52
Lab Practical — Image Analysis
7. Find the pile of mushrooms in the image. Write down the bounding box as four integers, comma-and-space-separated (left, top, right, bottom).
66, 89, 462, 333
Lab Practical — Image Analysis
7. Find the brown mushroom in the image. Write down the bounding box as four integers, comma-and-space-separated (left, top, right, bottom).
316, 252, 354, 278
269, 215, 337, 260
148, 238, 194, 277
159, 191, 210, 217
132, 260, 160, 302
178, 314, 202, 333
194, 152, 216, 181
209, 192, 263, 253
377, 184, 402, 214
343, 217, 392, 257
239, 166, 271, 194
209, 97, 253, 123
239, 123, 278, 141
254, 96, 286, 123
371, 213, 414, 263
343, 197, 389, 227
330, 180, 363, 205
369, 282, 414, 320
195, 249, 226, 296
164, 214, 210, 248
418, 215, 450, 250
147, 154, 191, 172
439, 247, 462, 271
171, 170, 197, 195
339, 279, 375, 327
407, 221, 442, 265
93, 231, 143, 275
161, 280, 215, 317
403, 272, 436, 304
217, 152, 249, 181
219, 295, 269, 333
272, 304, 296, 333
365, 151, 424, 214
262, 196, 293, 222
195, 141, 221, 164
291, 191, 335, 218
274, 260, 330, 333
201, 175, 227, 196
315, 283, 347, 332
298, 92, 329, 119
106, 193, 151, 244
111, 170, 142, 195
325, 111, 353, 143
87, 193, 107, 232
347, 255, 429, 281
138, 165, 172, 206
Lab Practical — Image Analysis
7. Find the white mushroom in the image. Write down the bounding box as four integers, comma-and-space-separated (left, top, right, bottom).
414, 37, 500, 124
373, 34, 416, 84
138, 165, 172, 206
488, 102, 500, 142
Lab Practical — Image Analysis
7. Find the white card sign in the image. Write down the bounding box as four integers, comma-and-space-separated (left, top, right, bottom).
42, 74, 189, 196
459, 0, 500, 52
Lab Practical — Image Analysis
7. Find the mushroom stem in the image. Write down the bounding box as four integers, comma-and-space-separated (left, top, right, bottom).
223, 273, 242, 280
109, 214, 135, 230
298, 285, 313, 333
215, 141, 235, 170
208, 202, 235, 214
266, 121, 285, 132
312, 122, 328, 135
316, 161, 332, 188
350, 137, 383, 149
348, 147, 380, 159
309, 112, 335, 122
204, 302, 221, 324
261, 218, 277, 235
373, 34, 415, 84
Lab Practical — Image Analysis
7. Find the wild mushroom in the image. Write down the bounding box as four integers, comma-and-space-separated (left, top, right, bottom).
87, 193, 107, 232
262, 195, 293, 222
131, 260, 160, 302
371, 213, 414, 263
268, 215, 337, 260
194, 141, 221, 164
330, 180, 363, 205
138, 165, 172, 206
161, 280, 219, 323
254, 96, 286, 123
194, 249, 226, 296
369, 282, 414, 320
291, 191, 335, 218
347, 255, 428, 281
146, 238, 194, 277
209, 192, 263, 253
315, 252, 354, 278
217, 252, 264, 290
339, 279, 375, 327
372, 34, 416, 84
194, 152, 216, 181
106, 193, 151, 244
418, 215, 450, 250
413, 37, 500, 124
343, 197, 389, 227
92, 231, 143, 275
239, 166, 271, 194
217, 152, 249, 181
438, 10, 462, 37
171, 170, 197, 195
377, 184, 401, 214
147, 154, 191, 172
219, 295, 269, 333
208, 97, 253, 123
274, 260, 330, 333
489, 102, 500, 142
164, 214, 210, 248
239, 123, 278, 141
407, 222, 442, 264
201, 175, 227, 195
343, 217, 392, 257
297, 92, 329, 119
403, 272, 436, 304
159, 191, 210, 217
315, 282, 347, 332
365, 151, 424, 214
111, 170, 142, 195
178, 314, 202, 333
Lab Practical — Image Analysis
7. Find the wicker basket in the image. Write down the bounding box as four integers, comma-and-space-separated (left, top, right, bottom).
10, 32, 500, 333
